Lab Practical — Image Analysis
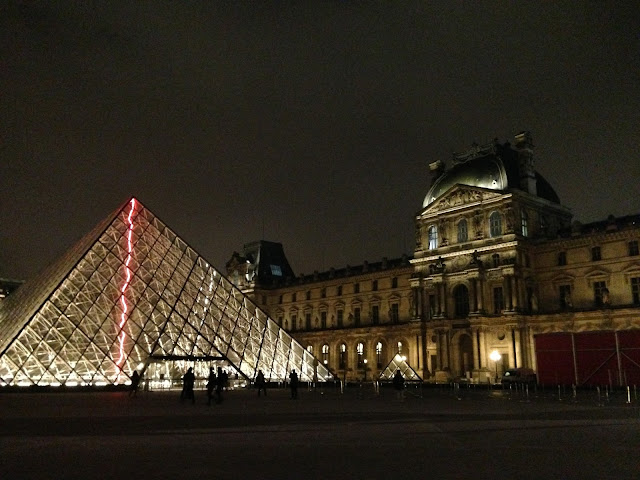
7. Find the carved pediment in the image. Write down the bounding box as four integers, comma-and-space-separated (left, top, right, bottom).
425, 185, 503, 214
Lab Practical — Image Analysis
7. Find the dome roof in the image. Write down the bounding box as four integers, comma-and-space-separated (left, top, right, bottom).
423, 143, 560, 208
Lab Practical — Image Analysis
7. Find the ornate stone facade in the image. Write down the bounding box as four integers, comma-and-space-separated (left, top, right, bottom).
229, 133, 640, 385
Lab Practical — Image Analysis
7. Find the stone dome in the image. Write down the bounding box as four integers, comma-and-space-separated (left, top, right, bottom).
423, 141, 560, 208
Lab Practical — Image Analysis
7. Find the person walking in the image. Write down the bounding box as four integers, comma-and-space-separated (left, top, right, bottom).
129, 370, 140, 397
181, 367, 195, 404
393, 369, 405, 401
255, 369, 267, 397
206, 367, 217, 406
289, 369, 299, 399
215, 366, 226, 404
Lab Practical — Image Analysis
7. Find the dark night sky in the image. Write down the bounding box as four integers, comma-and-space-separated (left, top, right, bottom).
2, 2, 639, 281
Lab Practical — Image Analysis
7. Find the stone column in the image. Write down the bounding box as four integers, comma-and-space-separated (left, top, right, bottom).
440, 283, 447, 317
513, 328, 522, 368
477, 277, 484, 312
511, 276, 519, 311
472, 328, 480, 369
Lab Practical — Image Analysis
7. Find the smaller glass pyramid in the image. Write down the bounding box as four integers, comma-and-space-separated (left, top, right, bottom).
0, 198, 331, 387
379, 354, 422, 382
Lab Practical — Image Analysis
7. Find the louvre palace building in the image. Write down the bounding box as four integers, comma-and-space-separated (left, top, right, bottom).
226, 132, 640, 387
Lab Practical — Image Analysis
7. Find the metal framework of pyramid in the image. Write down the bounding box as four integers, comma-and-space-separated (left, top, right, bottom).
0, 197, 331, 387
378, 355, 422, 382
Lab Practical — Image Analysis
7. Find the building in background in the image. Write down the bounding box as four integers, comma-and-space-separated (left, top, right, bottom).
228, 132, 640, 386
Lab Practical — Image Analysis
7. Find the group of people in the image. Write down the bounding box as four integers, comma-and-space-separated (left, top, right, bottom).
180, 366, 230, 405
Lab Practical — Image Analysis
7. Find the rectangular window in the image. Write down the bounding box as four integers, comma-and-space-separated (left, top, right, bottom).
631, 277, 640, 305
306, 291, 311, 301
292, 293, 297, 302
372, 305, 379, 325
321, 311, 327, 329
337, 285, 342, 296
354, 307, 361, 326
392, 277, 398, 289
558, 251, 567, 266
337, 310, 343, 327
594, 281, 607, 306
372, 280, 378, 291
291, 315, 297, 332
390, 303, 399, 324
629, 241, 639, 256
493, 287, 504, 314
559, 285, 572, 309
279, 295, 283, 304
305, 313, 312, 330
321, 287, 326, 298
277, 316, 283, 326
591, 246, 601, 261
354, 283, 360, 294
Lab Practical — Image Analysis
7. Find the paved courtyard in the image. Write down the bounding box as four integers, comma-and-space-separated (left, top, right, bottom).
2, 384, 639, 479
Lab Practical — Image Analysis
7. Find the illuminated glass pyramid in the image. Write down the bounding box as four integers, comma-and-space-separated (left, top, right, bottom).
379, 354, 422, 382
0, 198, 331, 387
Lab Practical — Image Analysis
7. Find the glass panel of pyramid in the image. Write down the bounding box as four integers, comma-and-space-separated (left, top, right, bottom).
379, 354, 422, 382
0, 198, 332, 387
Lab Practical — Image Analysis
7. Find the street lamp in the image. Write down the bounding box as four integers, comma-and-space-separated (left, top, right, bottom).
489, 350, 502, 383
363, 358, 368, 381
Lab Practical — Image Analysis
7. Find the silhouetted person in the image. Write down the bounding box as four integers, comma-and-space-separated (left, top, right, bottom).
215, 366, 226, 404
289, 369, 299, 399
255, 369, 267, 396
393, 369, 405, 401
206, 367, 217, 406
181, 367, 195, 404
129, 370, 140, 397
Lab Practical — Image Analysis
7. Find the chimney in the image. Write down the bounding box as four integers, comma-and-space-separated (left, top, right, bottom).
515, 131, 537, 196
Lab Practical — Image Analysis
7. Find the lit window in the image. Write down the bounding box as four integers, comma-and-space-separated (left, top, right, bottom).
376, 342, 383, 368
270, 264, 282, 276
559, 285, 572, 309
457, 219, 468, 243
428, 225, 438, 250
397, 341, 403, 354
594, 281, 607, 306
306, 345, 313, 354
489, 212, 502, 238
322, 344, 329, 365
339, 343, 347, 369
357, 342, 365, 367
521, 209, 528, 237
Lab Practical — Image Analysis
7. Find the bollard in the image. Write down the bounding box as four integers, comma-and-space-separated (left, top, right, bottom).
558, 384, 562, 401
572, 384, 577, 403
340, 379, 344, 394
597, 386, 602, 407
524, 384, 530, 403
627, 386, 631, 405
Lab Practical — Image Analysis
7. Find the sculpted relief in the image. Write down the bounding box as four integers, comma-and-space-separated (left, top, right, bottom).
435, 188, 484, 210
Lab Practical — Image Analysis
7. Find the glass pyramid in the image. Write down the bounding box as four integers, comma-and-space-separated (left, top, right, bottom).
0, 198, 331, 387
379, 354, 422, 382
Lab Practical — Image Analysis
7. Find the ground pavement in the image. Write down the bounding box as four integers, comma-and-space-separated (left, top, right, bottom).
1, 383, 639, 479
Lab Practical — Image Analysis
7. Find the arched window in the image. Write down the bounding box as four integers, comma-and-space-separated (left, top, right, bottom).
322, 344, 329, 365
306, 345, 313, 354
521, 209, 529, 237
489, 211, 502, 238
376, 342, 383, 368
428, 225, 438, 250
457, 219, 468, 243
356, 342, 365, 367
339, 343, 347, 369
453, 284, 470, 318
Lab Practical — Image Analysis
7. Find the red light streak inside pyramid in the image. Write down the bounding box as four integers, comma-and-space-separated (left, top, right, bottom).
116, 199, 136, 367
